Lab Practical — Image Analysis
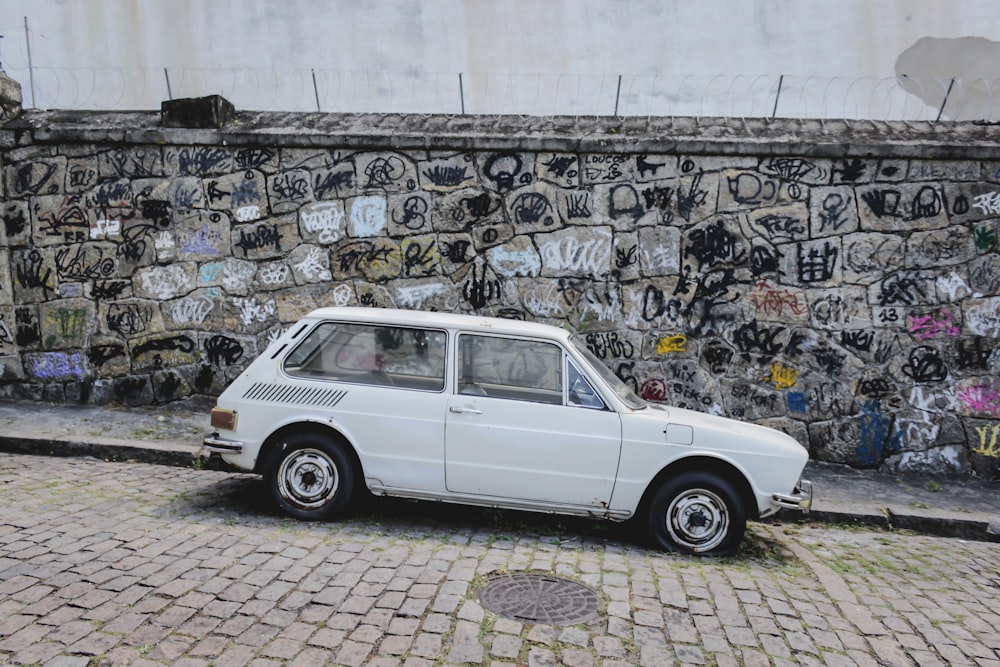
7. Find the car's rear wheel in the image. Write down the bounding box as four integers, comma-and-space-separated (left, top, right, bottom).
647, 471, 746, 556
265, 432, 355, 520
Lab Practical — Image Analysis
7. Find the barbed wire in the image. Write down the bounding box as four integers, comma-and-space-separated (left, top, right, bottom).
3, 65, 998, 122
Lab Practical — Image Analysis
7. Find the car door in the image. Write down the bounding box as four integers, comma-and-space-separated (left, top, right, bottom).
444, 333, 622, 507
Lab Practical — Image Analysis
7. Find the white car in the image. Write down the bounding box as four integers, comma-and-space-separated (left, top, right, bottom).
204, 307, 811, 555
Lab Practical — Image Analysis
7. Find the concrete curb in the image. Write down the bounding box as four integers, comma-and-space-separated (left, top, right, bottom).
2, 431, 996, 544
0, 433, 207, 469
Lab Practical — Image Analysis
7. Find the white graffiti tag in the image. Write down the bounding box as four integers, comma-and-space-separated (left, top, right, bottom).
0, 316, 14, 346
538, 229, 612, 276
394, 283, 446, 309
153, 231, 175, 251
233, 297, 276, 327
487, 246, 541, 278
90, 219, 122, 239
301, 201, 346, 244
236, 205, 261, 222
972, 191, 1000, 215
293, 247, 332, 282
258, 262, 290, 285
349, 196, 387, 237
139, 265, 192, 300
168, 295, 215, 324
222, 261, 257, 294
331, 284, 352, 307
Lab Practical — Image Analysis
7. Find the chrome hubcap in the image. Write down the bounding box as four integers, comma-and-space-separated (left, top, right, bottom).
278, 448, 338, 509
666, 488, 729, 552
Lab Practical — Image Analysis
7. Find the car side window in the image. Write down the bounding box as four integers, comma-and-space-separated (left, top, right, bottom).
457, 334, 563, 404
284, 322, 446, 391
567, 361, 606, 409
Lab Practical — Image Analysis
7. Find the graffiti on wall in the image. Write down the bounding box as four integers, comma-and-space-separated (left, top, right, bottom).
1, 136, 999, 476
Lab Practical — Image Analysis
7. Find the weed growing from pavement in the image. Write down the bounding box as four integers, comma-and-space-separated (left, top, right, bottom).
711, 523, 796, 568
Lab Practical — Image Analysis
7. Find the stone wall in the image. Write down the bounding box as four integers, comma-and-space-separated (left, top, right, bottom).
1, 109, 999, 477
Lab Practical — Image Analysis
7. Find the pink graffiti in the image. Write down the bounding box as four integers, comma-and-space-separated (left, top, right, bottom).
908, 309, 959, 341
957, 384, 1000, 417
750, 280, 806, 317
640, 378, 668, 402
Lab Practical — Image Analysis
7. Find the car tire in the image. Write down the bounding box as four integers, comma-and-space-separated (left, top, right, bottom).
265, 432, 356, 521
647, 471, 746, 556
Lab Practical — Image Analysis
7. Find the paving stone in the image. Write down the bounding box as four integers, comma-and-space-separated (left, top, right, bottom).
421, 613, 452, 634
333, 640, 374, 667
213, 643, 257, 667
261, 637, 306, 660
385, 617, 418, 637
410, 632, 442, 658
559, 627, 590, 647
307, 627, 346, 649
275, 621, 314, 643
147, 635, 195, 661
236, 622, 281, 648
67, 631, 122, 656
2, 456, 999, 666
379, 634, 413, 655
593, 635, 627, 658
11, 641, 63, 665
562, 647, 595, 667
490, 634, 522, 659
286, 647, 330, 667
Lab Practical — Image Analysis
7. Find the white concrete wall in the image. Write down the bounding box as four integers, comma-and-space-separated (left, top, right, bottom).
0, 0, 998, 118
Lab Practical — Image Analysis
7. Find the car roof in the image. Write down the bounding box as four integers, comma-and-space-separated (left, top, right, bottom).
304, 307, 574, 341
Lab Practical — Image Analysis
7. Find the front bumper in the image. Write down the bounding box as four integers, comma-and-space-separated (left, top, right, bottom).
771, 479, 813, 513
202, 432, 245, 455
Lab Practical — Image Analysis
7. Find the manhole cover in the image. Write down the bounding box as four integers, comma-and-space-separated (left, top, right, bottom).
478, 573, 600, 625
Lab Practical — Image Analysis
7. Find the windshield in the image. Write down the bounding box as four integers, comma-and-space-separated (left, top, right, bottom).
570, 336, 647, 410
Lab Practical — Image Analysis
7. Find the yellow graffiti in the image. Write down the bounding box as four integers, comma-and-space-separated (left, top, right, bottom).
973, 424, 1000, 458
45, 308, 87, 338
768, 361, 799, 390
656, 334, 687, 354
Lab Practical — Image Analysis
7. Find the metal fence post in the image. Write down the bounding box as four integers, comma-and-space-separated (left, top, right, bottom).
24, 17, 36, 107
936, 78, 955, 122
771, 74, 784, 119
312, 68, 320, 111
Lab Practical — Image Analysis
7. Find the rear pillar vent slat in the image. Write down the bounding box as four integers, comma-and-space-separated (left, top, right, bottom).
240, 383, 347, 408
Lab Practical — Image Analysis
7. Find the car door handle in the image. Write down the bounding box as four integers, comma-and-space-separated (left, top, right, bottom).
449, 406, 483, 414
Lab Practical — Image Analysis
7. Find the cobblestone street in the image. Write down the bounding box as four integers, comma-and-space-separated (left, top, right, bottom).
1, 453, 998, 667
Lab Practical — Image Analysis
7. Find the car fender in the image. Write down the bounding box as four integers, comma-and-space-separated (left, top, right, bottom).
255, 413, 366, 476
611, 449, 761, 515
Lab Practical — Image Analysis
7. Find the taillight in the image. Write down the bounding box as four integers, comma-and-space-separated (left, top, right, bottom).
210, 408, 238, 431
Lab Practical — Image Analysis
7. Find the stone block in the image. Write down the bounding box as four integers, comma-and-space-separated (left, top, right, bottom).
160, 95, 234, 129
0, 72, 22, 122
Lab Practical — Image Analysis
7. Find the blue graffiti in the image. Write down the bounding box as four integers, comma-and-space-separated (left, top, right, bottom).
180, 224, 222, 255
786, 391, 808, 413
199, 262, 224, 284
856, 398, 902, 466
231, 179, 261, 207
31, 352, 86, 380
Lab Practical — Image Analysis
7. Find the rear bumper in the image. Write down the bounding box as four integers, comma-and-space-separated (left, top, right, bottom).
202, 432, 245, 455
771, 479, 813, 513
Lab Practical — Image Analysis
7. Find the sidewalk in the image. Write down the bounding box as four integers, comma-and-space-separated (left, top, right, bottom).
0, 399, 996, 542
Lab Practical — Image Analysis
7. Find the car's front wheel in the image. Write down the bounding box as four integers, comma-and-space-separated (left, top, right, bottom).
647, 471, 746, 556
265, 432, 355, 520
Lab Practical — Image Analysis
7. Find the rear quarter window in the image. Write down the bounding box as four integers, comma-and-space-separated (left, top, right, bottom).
283, 321, 446, 391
